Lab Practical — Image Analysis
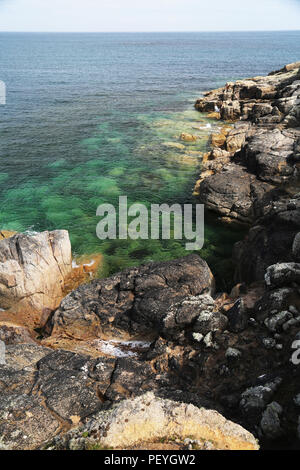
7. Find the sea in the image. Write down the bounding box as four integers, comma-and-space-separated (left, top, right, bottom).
1, 31, 299, 286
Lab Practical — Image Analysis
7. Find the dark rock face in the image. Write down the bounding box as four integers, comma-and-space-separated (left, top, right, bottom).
260, 401, 283, 440
1, 260, 300, 449
225, 299, 249, 333
194, 63, 300, 285
36, 350, 104, 421
0, 231, 72, 326
194, 63, 300, 230
265, 262, 300, 288
0, 393, 60, 450
241, 128, 297, 184
189, 63, 300, 448
198, 163, 273, 224
48, 254, 214, 340
239, 378, 282, 424
195, 64, 300, 125
0, 344, 59, 450
0, 344, 161, 449
234, 193, 300, 283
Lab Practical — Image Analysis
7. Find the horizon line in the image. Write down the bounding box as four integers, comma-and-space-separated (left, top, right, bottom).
1, 29, 300, 34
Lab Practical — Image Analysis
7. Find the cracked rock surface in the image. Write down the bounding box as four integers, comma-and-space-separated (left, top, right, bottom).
0, 231, 72, 327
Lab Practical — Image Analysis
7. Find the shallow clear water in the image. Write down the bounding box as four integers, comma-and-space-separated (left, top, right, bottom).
1, 31, 300, 284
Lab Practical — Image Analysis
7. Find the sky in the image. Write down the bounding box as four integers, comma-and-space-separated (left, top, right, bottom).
0, 0, 300, 32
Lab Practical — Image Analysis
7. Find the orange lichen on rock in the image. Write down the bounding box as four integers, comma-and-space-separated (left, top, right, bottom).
63, 253, 103, 295
211, 125, 232, 148
207, 111, 221, 120
0, 230, 17, 240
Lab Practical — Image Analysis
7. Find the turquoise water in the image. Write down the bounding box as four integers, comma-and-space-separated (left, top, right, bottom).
1, 32, 300, 286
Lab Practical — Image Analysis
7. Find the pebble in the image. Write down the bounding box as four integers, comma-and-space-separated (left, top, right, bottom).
226, 347, 242, 358
262, 338, 276, 349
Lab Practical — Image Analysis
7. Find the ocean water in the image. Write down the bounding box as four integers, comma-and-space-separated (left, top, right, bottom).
1, 31, 300, 286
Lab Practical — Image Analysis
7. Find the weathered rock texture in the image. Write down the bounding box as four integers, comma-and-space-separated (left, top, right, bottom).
195, 62, 300, 125
0, 230, 17, 241
0, 231, 72, 327
1, 246, 300, 449
49, 392, 259, 451
47, 254, 214, 340
194, 63, 300, 286
194, 63, 300, 228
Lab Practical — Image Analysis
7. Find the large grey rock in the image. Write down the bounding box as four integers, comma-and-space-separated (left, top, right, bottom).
0, 344, 115, 449
233, 194, 300, 283
260, 401, 283, 440
0, 231, 72, 326
49, 254, 215, 340
196, 163, 273, 225
0, 393, 60, 450
36, 350, 105, 421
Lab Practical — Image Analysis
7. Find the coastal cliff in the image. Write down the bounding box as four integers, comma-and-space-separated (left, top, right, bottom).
194, 62, 300, 284
0, 63, 300, 450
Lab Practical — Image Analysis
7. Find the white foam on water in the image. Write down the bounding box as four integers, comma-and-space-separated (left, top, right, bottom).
72, 260, 80, 268
72, 259, 95, 269
83, 259, 95, 267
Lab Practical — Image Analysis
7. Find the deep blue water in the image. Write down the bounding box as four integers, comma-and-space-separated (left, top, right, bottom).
0, 31, 299, 281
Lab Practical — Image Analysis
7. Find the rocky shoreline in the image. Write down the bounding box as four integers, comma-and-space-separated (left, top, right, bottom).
0, 63, 300, 450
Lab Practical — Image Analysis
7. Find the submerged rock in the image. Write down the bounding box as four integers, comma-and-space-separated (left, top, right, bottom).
180, 132, 197, 142
225, 298, 249, 332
